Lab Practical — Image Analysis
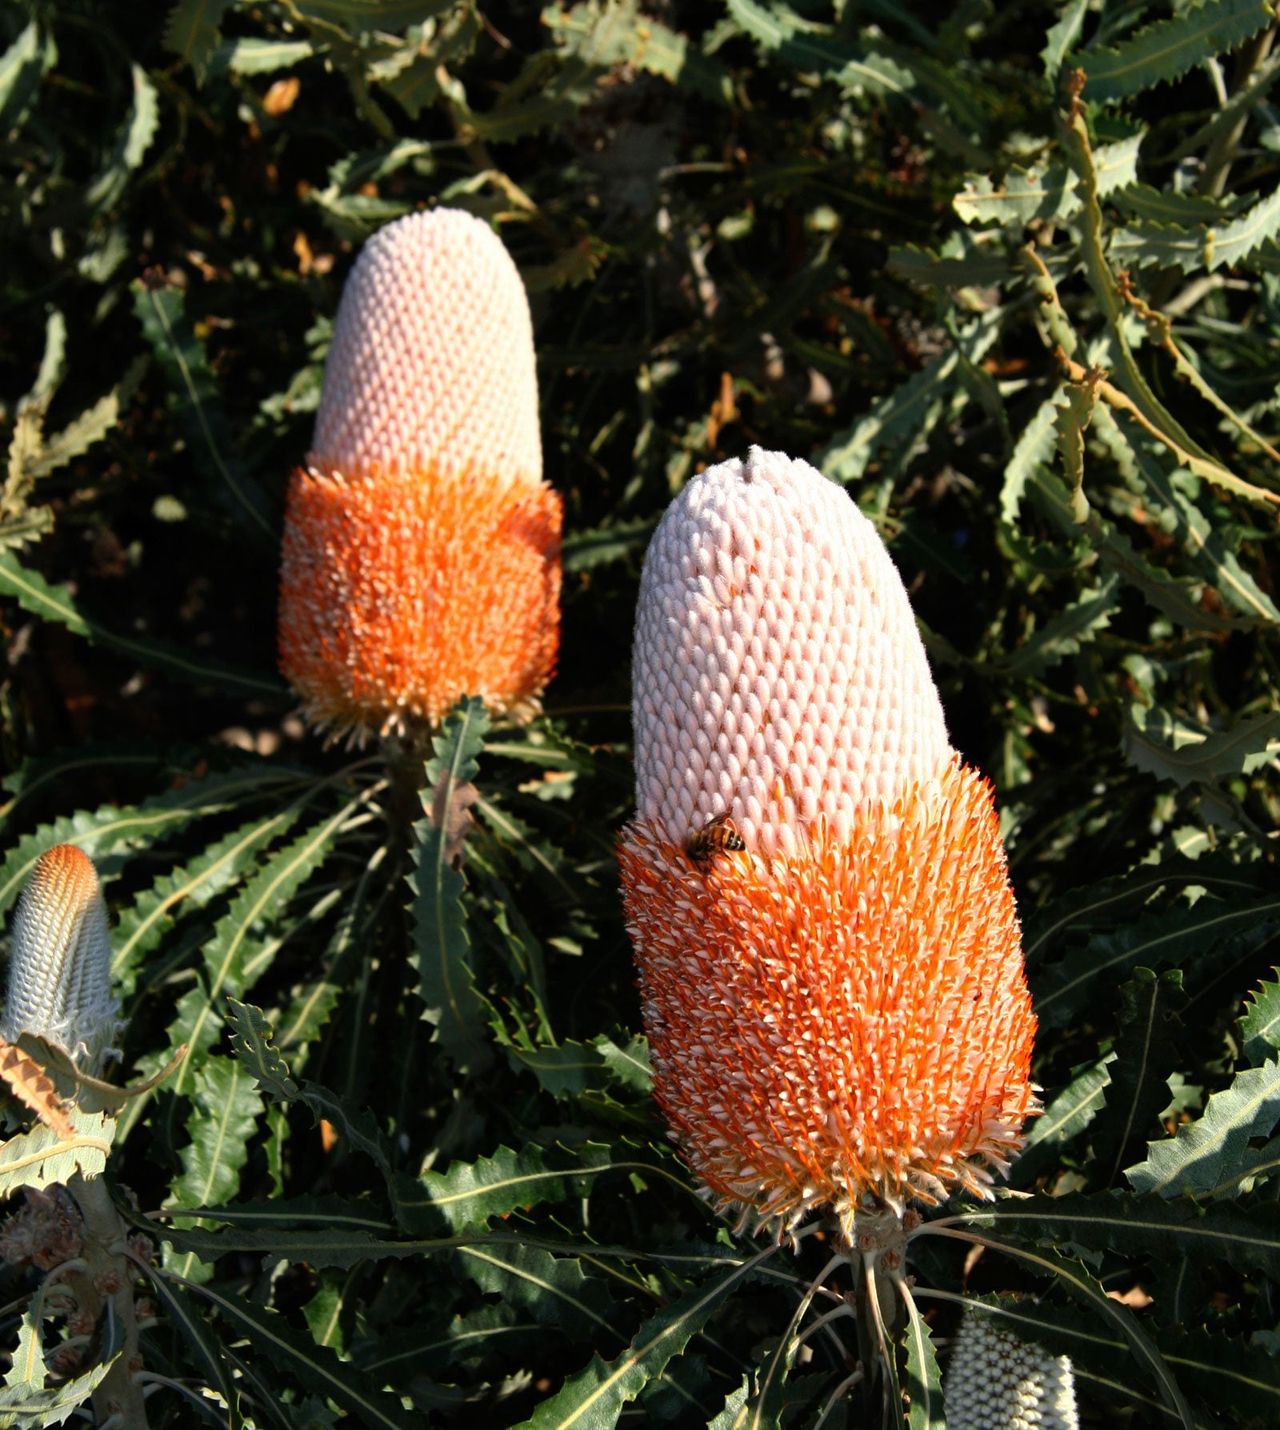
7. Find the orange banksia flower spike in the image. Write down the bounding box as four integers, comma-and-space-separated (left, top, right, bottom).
618, 447, 1037, 1240
278, 208, 561, 740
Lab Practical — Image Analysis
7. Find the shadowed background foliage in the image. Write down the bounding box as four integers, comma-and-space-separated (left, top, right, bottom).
1, 1, 1279, 1425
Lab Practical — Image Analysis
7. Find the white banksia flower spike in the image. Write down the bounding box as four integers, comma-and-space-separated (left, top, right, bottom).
944, 1312, 1079, 1430
2, 845, 119, 1072
278, 207, 561, 740
618, 448, 1037, 1237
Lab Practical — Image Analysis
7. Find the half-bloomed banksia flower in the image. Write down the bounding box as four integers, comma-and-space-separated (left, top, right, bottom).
1, 844, 118, 1073
944, 1312, 1078, 1430
278, 208, 561, 739
617, 447, 1036, 1239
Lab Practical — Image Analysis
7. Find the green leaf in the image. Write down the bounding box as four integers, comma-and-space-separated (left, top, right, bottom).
1093, 968, 1186, 1184
1042, 0, 1090, 79
1073, 0, 1275, 102
725, 0, 916, 100
1124, 707, 1280, 787
0, 1324, 116, 1428
1033, 890, 1280, 1029
214, 37, 317, 75
137, 1272, 243, 1426
455, 1240, 623, 1344
181, 1282, 416, 1430
1010, 1055, 1114, 1188
84, 64, 159, 213
1, 1307, 45, 1395
0, 765, 302, 918
394, 1142, 676, 1235
163, 0, 234, 82
1127, 1058, 1280, 1198
901, 1288, 943, 1430
112, 806, 302, 998
409, 696, 491, 1069
1160, 1331, 1280, 1422
993, 575, 1120, 677
562, 516, 656, 574
131, 280, 276, 541
225, 998, 393, 1179
1241, 973, 1280, 1065
167, 1057, 265, 1280
516, 1250, 776, 1428
507, 1033, 651, 1101
0, 552, 287, 699
0, 1109, 114, 1198
822, 311, 1001, 483
954, 136, 1141, 226
938, 1190, 1280, 1282
0, 21, 54, 136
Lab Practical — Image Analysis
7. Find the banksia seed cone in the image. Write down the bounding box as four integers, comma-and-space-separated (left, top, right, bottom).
278, 208, 561, 739
2, 845, 118, 1072
944, 1313, 1078, 1430
618, 448, 1036, 1236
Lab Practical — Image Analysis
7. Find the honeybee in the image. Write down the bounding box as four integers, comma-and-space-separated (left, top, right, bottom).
684, 812, 745, 869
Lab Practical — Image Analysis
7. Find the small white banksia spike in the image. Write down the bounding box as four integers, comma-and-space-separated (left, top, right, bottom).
944, 1312, 1079, 1430
2, 845, 118, 1072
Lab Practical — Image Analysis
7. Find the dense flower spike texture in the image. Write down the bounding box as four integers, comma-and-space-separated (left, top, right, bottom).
278, 207, 561, 739
944, 1312, 1078, 1430
1, 844, 118, 1073
618, 448, 1037, 1239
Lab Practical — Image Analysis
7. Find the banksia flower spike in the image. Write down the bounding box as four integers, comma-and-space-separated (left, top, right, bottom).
944, 1312, 1078, 1430
2, 844, 118, 1073
278, 208, 561, 740
618, 448, 1036, 1240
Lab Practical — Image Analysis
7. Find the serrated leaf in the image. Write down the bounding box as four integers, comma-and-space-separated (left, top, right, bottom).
394, 1142, 672, 1235
1110, 186, 1280, 275
409, 697, 491, 1069
0, 765, 302, 918
1160, 1331, 1280, 1421
1124, 707, 1280, 787
562, 516, 656, 574
112, 806, 302, 998
1114, 183, 1228, 225
1074, 0, 1275, 102
27, 362, 143, 483
1241, 973, 1280, 1065
0, 20, 52, 137
0, 552, 287, 699
887, 242, 1015, 290
940, 1190, 1280, 1281
0, 1041, 74, 1138
84, 64, 159, 213
163, 806, 351, 1094
517, 1250, 775, 1429
214, 37, 317, 75
1093, 969, 1186, 1184
1042, 0, 1090, 78
1011, 1055, 1115, 1188
1127, 1058, 1280, 1198
954, 135, 1141, 226
994, 575, 1120, 677
901, 1288, 943, 1430
725, 0, 916, 99
137, 1271, 243, 1426
455, 1240, 623, 1344
163, 0, 234, 82
160, 1220, 433, 1272
1033, 891, 1280, 1029
0, 1312, 116, 1428
181, 1282, 415, 1429
0, 1108, 114, 1197
225, 998, 393, 1179
171, 1057, 264, 1214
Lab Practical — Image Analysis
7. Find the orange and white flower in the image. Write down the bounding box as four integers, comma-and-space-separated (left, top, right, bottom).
618, 448, 1036, 1237
278, 208, 561, 739
2, 845, 118, 1072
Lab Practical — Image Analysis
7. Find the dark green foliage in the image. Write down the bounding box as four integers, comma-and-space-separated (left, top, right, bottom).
1, 0, 1278, 1425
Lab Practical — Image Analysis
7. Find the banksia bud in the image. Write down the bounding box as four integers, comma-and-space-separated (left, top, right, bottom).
2, 845, 118, 1072
618, 448, 1036, 1237
278, 208, 561, 740
944, 1312, 1078, 1430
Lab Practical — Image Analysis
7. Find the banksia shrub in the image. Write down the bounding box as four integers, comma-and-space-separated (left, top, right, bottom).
1, 844, 118, 1073
618, 448, 1036, 1238
278, 208, 561, 739
944, 1312, 1078, 1430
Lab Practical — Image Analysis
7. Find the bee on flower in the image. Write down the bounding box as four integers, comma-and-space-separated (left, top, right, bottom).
618, 447, 1037, 1243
